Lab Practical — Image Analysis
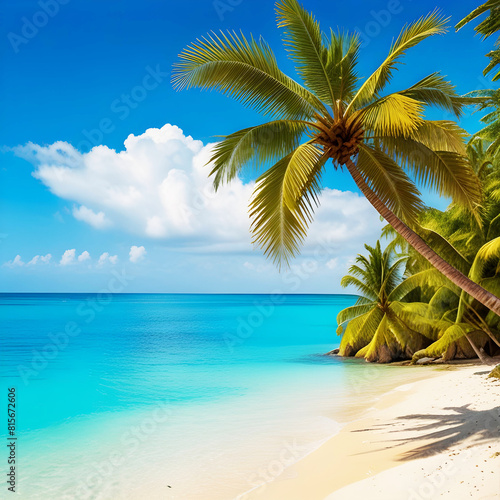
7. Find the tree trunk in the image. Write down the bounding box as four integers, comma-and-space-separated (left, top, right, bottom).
464, 332, 495, 365
345, 159, 500, 316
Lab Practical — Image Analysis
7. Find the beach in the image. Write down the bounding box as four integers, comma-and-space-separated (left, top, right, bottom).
243, 362, 500, 499
3, 294, 500, 499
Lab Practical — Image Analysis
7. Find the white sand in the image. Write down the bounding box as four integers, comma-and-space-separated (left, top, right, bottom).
242, 363, 500, 499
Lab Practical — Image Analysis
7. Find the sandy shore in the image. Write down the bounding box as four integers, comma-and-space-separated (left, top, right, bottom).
241, 363, 500, 499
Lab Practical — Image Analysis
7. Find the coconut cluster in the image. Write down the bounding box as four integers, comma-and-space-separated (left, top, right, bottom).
315, 118, 364, 165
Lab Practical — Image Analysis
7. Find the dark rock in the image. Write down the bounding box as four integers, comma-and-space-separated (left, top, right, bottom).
325, 348, 340, 356
432, 358, 445, 364
416, 357, 438, 365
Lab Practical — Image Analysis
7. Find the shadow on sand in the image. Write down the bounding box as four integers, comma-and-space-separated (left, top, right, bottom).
352, 402, 500, 461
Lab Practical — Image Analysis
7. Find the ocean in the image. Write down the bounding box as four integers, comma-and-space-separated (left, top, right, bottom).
0, 293, 406, 499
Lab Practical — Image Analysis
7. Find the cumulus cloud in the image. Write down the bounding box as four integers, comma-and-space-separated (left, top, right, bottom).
72, 205, 111, 229
60, 249, 76, 266
129, 245, 146, 263
4, 255, 24, 267
13, 125, 252, 250
27, 253, 52, 266
28, 255, 40, 266
13, 123, 383, 259
78, 250, 91, 262
98, 252, 118, 266
41, 254, 52, 263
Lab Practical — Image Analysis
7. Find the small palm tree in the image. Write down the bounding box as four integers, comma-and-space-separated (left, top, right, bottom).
173, 0, 500, 314
456, 0, 500, 81
336, 241, 431, 363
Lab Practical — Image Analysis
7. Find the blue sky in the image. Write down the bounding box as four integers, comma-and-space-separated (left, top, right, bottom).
0, 0, 496, 293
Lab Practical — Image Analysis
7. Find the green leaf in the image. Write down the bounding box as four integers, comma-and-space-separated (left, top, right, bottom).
360, 93, 424, 137
276, 0, 336, 104
339, 307, 384, 356
398, 73, 469, 118
249, 143, 326, 267
326, 30, 361, 102
356, 144, 424, 225
209, 120, 310, 189
172, 30, 323, 118
348, 10, 448, 111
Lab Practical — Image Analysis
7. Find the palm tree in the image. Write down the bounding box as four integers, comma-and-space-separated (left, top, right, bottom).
456, 0, 500, 81
456, 2, 500, 156
402, 151, 500, 362
173, 0, 500, 315
336, 241, 433, 363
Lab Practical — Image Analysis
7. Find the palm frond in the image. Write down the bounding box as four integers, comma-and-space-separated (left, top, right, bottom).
357, 144, 424, 225
209, 120, 310, 189
410, 121, 468, 153
336, 302, 376, 327
338, 307, 384, 356
340, 275, 378, 301
172, 30, 323, 118
398, 73, 466, 118
326, 30, 361, 102
416, 227, 471, 275
392, 301, 450, 341
456, 0, 500, 36
412, 323, 473, 361
484, 49, 500, 80
249, 143, 326, 267
360, 93, 424, 137
347, 11, 448, 111
469, 236, 500, 282
388, 268, 457, 302
379, 129, 481, 217
354, 314, 390, 361
276, 0, 336, 104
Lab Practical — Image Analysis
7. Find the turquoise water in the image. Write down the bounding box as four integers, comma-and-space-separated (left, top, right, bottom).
1, 293, 394, 499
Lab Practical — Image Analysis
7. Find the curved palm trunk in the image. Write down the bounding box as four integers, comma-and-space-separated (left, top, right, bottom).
465, 332, 495, 365
345, 159, 500, 317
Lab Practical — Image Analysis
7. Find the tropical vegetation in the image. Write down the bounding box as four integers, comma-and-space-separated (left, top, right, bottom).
173, 0, 500, 315
173, 0, 500, 373
338, 138, 500, 365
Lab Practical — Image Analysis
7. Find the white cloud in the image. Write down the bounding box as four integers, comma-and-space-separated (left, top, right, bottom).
326, 258, 338, 270
98, 252, 118, 266
60, 249, 76, 266
28, 255, 40, 266
27, 253, 52, 266
72, 205, 110, 229
13, 125, 253, 250
13, 124, 384, 261
40, 253, 52, 263
129, 245, 146, 263
4, 255, 24, 267
78, 250, 91, 262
